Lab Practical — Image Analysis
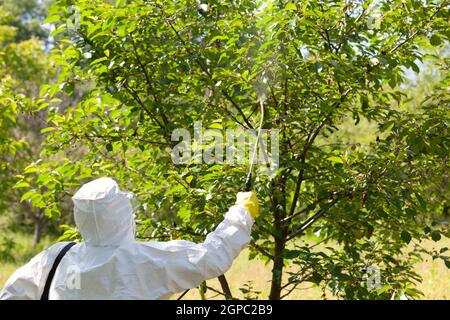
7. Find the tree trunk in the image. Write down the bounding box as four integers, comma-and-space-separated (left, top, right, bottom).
269, 173, 288, 300
269, 237, 285, 300
218, 274, 233, 300
33, 210, 44, 249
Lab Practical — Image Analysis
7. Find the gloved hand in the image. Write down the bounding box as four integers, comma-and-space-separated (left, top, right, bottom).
236, 191, 260, 219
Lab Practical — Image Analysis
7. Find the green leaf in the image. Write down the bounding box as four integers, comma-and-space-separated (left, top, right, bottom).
44, 15, 61, 24
185, 175, 193, 184
91, 57, 108, 65
405, 288, 423, 298
400, 230, 412, 244
415, 193, 427, 210
429, 34, 442, 46
41, 127, 57, 134
50, 25, 66, 37
24, 166, 39, 174
210, 35, 228, 43
209, 123, 222, 130
361, 95, 369, 111
431, 231, 441, 242
326, 156, 344, 164
410, 62, 420, 73
20, 191, 36, 202
105, 143, 113, 152
284, 250, 300, 259
115, 0, 126, 7
218, 52, 228, 64
445, 260, 450, 269
376, 284, 392, 294
14, 182, 30, 189
284, 3, 297, 11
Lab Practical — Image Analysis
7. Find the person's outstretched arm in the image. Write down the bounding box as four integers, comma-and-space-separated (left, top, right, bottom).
140, 192, 259, 296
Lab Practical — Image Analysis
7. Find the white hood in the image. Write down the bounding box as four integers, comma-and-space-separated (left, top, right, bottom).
72, 177, 135, 246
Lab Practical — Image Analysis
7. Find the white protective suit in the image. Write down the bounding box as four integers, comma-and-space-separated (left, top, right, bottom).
0, 177, 253, 300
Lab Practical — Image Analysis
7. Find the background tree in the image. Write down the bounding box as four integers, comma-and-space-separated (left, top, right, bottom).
0, 0, 59, 248
0, 0, 53, 44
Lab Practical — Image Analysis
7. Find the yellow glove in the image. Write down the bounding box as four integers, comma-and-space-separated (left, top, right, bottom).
236, 191, 260, 219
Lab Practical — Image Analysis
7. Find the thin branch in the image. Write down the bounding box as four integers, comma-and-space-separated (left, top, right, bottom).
280, 271, 314, 299
78, 30, 165, 130
269, 82, 279, 110
123, 83, 164, 128
323, 28, 337, 53
250, 240, 274, 260
388, 30, 420, 55
388, 1, 447, 55
282, 191, 340, 223
286, 198, 339, 241
288, 120, 327, 218
287, 85, 351, 219
73, 132, 169, 146
130, 33, 170, 129
204, 284, 240, 300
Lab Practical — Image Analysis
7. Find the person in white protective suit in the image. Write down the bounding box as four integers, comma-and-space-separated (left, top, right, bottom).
0, 177, 260, 300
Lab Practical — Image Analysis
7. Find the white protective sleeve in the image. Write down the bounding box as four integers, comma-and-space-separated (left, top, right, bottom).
137, 204, 254, 296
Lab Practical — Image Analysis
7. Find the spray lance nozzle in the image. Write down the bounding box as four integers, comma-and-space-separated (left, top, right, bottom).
243, 173, 253, 192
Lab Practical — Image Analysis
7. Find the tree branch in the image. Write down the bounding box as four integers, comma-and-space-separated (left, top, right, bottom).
218, 274, 233, 300
388, 1, 447, 55
286, 198, 339, 241
250, 240, 274, 260
204, 284, 239, 300
288, 120, 327, 218
283, 191, 340, 223
123, 83, 164, 128
129, 33, 170, 129
280, 270, 314, 299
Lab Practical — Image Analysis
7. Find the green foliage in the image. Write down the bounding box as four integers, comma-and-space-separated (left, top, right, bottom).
239, 281, 262, 300
0, 235, 16, 263
0, 0, 52, 43
0, 1, 61, 241
0, 232, 56, 264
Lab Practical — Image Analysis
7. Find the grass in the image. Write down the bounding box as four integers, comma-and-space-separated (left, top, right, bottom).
1, 233, 448, 300
413, 239, 450, 300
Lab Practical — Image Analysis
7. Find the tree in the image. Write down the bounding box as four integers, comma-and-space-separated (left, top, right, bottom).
0, 0, 53, 44
20, 0, 449, 299
0, 0, 57, 247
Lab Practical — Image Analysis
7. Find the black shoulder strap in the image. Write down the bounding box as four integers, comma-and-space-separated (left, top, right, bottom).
40, 242, 76, 300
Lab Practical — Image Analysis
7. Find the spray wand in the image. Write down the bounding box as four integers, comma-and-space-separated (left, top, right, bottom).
177, 99, 267, 300
243, 99, 267, 191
